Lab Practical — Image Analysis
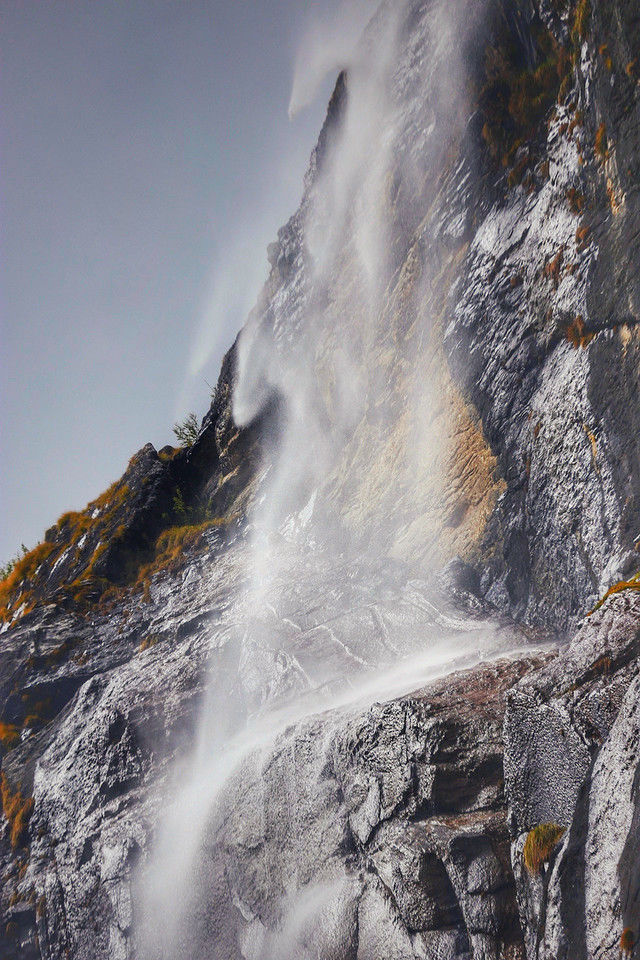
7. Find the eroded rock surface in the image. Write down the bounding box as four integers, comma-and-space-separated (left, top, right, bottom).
504, 592, 640, 960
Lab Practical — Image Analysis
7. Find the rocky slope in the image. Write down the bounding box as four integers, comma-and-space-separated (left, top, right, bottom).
2, 0, 640, 957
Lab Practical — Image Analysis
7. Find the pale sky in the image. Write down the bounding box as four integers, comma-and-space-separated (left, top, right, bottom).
1, 0, 345, 562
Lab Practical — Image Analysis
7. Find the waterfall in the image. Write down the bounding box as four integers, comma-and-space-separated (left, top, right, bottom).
136, 1, 528, 957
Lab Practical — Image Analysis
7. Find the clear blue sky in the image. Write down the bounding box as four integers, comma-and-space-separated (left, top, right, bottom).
1, 0, 345, 561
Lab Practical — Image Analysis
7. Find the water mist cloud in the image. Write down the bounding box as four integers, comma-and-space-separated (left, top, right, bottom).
288, 0, 375, 118
138, 3, 502, 958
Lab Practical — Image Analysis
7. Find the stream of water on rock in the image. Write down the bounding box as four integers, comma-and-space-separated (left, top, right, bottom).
137, 1, 522, 956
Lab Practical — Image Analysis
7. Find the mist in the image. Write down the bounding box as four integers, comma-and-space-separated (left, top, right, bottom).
135, 1, 518, 957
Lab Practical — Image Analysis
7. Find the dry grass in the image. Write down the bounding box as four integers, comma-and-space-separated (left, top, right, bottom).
566, 187, 585, 213
590, 572, 640, 613
134, 519, 225, 585
1, 774, 34, 850
576, 222, 591, 250
0, 722, 21, 750
0, 479, 132, 625
544, 248, 565, 287
621, 928, 635, 953
523, 823, 566, 874
0, 449, 239, 627
595, 123, 608, 161
480, 23, 572, 177
571, 0, 591, 44
139, 634, 159, 652
0, 542, 56, 621
565, 315, 594, 348
591, 654, 611, 676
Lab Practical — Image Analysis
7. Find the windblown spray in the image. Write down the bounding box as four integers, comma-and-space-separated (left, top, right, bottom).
137, 2, 513, 957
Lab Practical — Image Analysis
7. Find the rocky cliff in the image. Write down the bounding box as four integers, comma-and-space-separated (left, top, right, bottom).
2, 0, 640, 957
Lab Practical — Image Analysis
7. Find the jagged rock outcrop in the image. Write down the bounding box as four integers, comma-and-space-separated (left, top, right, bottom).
188, 654, 544, 960
2, 0, 640, 957
504, 591, 640, 959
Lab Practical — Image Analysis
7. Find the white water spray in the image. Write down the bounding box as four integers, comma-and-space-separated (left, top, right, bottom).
137, 1, 524, 957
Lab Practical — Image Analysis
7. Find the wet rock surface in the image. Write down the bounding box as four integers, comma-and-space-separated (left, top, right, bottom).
190, 655, 545, 960
2, 0, 640, 956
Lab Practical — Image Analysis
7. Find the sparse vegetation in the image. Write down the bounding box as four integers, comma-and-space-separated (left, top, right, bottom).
172, 487, 190, 524
590, 572, 640, 613
134, 517, 225, 586
558, 74, 572, 103
0, 479, 135, 624
173, 412, 200, 448
568, 108, 584, 136
0, 542, 56, 623
621, 928, 635, 955
0, 722, 21, 750
566, 186, 585, 213
565, 315, 594, 348
23, 696, 53, 730
479, 10, 572, 191
0, 544, 28, 582
523, 823, 566, 874
571, 0, 591, 45
1, 774, 34, 850
576, 222, 591, 250
139, 633, 159, 652
598, 45, 613, 72
545, 248, 565, 288
591, 654, 611, 675
0, 455, 240, 628
479, 21, 572, 179
158, 446, 179, 462
595, 122, 608, 161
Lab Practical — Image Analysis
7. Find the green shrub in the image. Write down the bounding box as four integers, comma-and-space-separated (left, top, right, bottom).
172, 412, 199, 447
0, 545, 28, 582
172, 487, 190, 524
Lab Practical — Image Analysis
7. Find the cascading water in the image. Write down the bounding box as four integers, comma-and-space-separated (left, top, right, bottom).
137, 1, 532, 957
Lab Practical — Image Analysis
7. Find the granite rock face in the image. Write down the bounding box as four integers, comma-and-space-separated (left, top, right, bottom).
2, 0, 640, 957
504, 591, 640, 960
